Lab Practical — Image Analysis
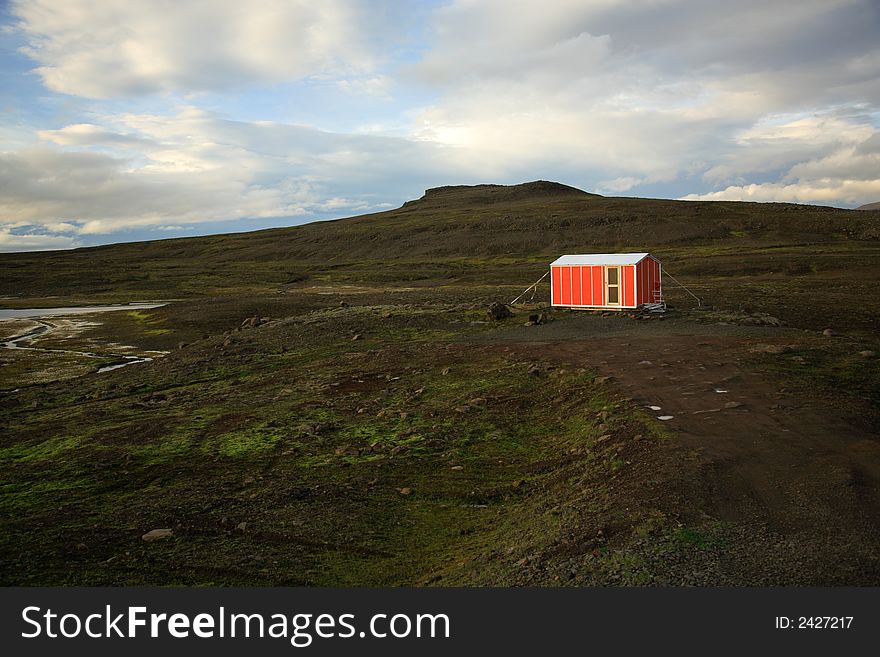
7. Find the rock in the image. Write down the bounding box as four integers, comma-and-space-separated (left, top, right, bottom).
487, 302, 513, 321
527, 365, 542, 376
142, 528, 173, 542
822, 328, 836, 337
339, 301, 349, 308
638, 360, 653, 365
594, 376, 611, 385
398, 487, 413, 496
454, 405, 471, 414
441, 367, 451, 376
236, 522, 248, 532
859, 350, 876, 358
351, 334, 362, 341
724, 401, 743, 409
450, 465, 464, 471
177, 342, 188, 350
240, 316, 261, 329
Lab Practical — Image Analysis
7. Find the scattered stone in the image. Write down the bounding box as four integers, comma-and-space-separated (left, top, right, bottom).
454, 405, 470, 414
240, 316, 261, 329
657, 415, 674, 421
339, 301, 349, 308
486, 302, 513, 321
693, 408, 721, 414
724, 401, 743, 409
822, 328, 836, 337
638, 360, 653, 365
450, 465, 464, 471
351, 334, 362, 341
398, 487, 413, 496
236, 522, 248, 532
859, 350, 876, 358
647, 405, 661, 411
594, 376, 611, 385
441, 367, 451, 376
142, 529, 173, 542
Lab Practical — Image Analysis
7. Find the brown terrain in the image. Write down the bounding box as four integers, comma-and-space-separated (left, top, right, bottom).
1, 182, 878, 586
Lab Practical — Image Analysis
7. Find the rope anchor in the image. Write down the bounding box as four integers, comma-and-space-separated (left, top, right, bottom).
662, 269, 702, 307
509, 270, 549, 306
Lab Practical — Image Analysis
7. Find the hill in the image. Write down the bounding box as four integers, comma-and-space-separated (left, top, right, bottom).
1, 181, 878, 314
857, 201, 880, 211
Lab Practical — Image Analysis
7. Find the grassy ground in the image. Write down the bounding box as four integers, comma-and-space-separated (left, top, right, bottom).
1, 183, 878, 585
1, 298, 694, 585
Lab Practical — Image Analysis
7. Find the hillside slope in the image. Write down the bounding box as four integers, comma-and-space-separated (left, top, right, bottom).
1, 182, 877, 300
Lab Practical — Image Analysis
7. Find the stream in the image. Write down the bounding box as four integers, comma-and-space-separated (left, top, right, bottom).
0, 303, 167, 374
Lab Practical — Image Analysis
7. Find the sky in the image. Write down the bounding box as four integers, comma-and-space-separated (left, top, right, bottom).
0, 0, 878, 252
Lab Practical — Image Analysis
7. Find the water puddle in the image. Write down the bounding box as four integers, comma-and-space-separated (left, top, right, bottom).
0, 302, 168, 377
0, 303, 165, 319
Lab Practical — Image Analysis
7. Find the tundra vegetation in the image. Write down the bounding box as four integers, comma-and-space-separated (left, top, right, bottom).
1, 182, 878, 585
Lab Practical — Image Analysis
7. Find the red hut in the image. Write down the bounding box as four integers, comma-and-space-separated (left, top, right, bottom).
550, 253, 662, 310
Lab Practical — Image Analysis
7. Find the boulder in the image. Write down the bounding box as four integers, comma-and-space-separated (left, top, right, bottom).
142, 528, 173, 542
240, 316, 261, 329
487, 302, 513, 321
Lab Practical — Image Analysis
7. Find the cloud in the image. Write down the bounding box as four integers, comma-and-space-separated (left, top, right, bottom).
11, 0, 393, 98
0, 107, 465, 247
680, 179, 880, 205
0, 226, 79, 251
3, 0, 880, 251
406, 0, 880, 202
682, 113, 880, 205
